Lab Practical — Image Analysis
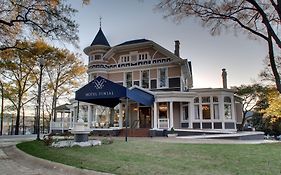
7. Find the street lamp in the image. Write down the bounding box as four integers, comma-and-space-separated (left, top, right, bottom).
36, 57, 44, 140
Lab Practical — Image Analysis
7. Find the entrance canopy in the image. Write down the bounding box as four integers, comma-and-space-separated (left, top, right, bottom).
75, 76, 154, 108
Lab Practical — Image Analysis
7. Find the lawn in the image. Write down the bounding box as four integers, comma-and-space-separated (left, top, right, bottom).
17, 139, 281, 175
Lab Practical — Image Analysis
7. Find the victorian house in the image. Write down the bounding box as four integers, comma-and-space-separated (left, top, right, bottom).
51, 27, 242, 136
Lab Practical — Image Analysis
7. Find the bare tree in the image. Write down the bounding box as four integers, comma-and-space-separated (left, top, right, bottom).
156, 0, 281, 93
0, 0, 82, 51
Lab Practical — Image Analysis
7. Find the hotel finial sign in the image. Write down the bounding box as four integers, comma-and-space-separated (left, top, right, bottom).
93, 79, 106, 90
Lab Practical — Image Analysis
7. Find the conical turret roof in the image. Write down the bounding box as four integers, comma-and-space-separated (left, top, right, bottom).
90, 28, 110, 46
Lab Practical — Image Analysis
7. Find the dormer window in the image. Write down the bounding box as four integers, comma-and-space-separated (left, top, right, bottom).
120, 55, 130, 63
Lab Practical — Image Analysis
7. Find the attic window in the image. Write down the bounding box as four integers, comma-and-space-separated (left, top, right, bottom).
120, 55, 130, 63
138, 53, 149, 60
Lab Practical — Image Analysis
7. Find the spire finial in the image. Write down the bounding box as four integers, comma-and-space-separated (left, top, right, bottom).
99, 16, 102, 28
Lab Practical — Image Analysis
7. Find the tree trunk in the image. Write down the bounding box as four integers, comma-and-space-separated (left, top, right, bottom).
51, 92, 58, 122
22, 104, 25, 135
42, 103, 45, 134
14, 96, 22, 135
0, 81, 4, 135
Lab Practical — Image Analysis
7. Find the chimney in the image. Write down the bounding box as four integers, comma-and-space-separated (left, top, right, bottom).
174, 40, 180, 57
222, 68, 227, 89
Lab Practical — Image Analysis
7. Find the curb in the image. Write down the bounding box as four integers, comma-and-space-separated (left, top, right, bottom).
11, 145, 113, 175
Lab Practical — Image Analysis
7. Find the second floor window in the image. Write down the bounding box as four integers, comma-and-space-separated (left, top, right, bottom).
125, 72, 132, 88
141, 70, 149, 89
158, 68, 168, 88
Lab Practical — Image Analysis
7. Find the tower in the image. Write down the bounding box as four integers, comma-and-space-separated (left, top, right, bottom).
83, 27, 111, 81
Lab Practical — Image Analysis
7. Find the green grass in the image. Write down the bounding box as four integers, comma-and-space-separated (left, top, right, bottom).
17, 139, 281, 175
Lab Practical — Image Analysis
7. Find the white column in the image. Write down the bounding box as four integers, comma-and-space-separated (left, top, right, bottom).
87, 105, 91, 128
189, 101, 194, 129
169, 101, 174, 129
61, 112, 64, 133
119, 103, 123, 128
69, 109, 73, 129
231, 96, 237, 130
153, 102, 158, 129
93, 105, 96, 127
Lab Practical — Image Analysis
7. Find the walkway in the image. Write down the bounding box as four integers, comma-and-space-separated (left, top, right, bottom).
0, 135, 110, 175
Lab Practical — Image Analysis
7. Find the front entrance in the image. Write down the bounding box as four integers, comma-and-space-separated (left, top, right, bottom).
139, 107, 151, 128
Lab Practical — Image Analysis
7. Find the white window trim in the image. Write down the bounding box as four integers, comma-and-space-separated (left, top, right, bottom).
157, 67, 168, 89
138, 52, 150, 61
123, 71, 133, 88
181, 102, 189, 122
140, 70, 150, 89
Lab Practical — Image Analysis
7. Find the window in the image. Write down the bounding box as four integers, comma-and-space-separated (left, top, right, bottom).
158, 68, 168, 88
202, 97, 210, 103
213, 104, 219, 119
194, 97, 199, 103
213, 96, 219, 119
202, 96, 211, 120
141, 70, 149, 88
194, 105, 200, 119
120, 55, 130, 63
202, 104, 211, 120
182, 103, 189, 121
159, 102, 168, 118
94, 54, 101, 60
138, 53, 148, 60
224, 96, 232, 119
89, 55, 94, 62
125, 72, 132, 88
194, 97, 200, 119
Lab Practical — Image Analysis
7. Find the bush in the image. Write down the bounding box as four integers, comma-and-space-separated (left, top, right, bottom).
101, 137, 114, 145
43, 134, 53, 146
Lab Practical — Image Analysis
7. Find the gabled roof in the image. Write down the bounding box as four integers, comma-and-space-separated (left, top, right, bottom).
90, 28, 110, 46
117, 39, 150, 46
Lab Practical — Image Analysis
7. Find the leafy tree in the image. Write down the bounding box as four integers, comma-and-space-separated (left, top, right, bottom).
0, 41, 38, 135
44, 48, 86, 122
0, 0, 90, 51
156, 0, 281, 93
262, 87, 281, 118
233, 84, 266, 130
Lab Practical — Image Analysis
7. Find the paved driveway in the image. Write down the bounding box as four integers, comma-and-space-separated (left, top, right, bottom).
0, 135, 109, 175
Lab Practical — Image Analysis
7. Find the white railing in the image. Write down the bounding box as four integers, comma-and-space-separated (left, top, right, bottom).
51, 121, 70, 130
158, 118, 169, 129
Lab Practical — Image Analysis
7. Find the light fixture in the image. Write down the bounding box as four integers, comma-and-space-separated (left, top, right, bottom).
159, 103, 168, 112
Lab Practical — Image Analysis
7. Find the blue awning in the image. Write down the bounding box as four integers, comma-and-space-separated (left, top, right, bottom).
127, 87, 154, 106
75, 76, 154, 107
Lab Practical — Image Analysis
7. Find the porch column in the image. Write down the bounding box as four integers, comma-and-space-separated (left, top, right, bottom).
119, 104, 123, 128
189, 102, 194, 129
93, 105, 96, 127
87, 105, 92, 128
61, 112, 64, 133
231, 96, 237, 130
169, 101, 174, 129
153, 102, 158, 129
69, 109, 73, 128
